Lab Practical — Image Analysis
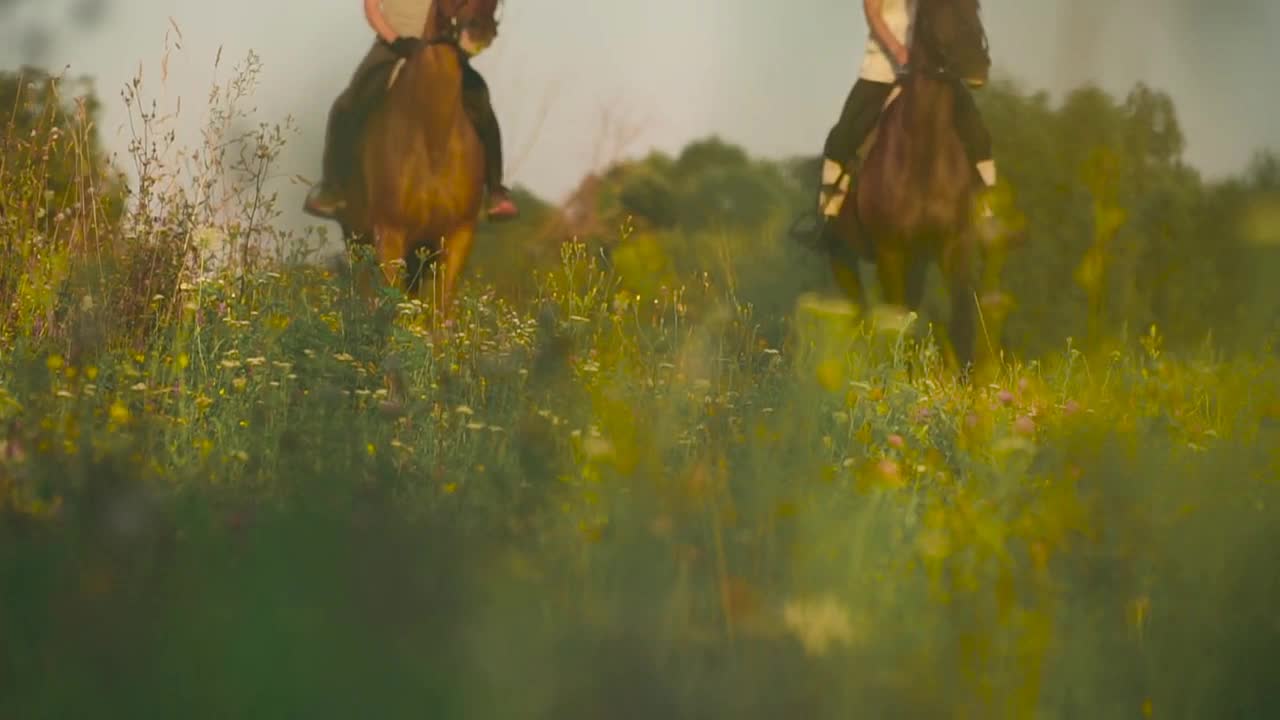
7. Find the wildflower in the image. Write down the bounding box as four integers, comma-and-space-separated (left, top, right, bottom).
455, 405, 475, 416
876, 458, 903, 487
109, 402, 130, 424
232, 377, 248, 392
1014, 415, 1036, 436
130, 382, 147, 392
997, 389, 1015, 406
46, 355, 64, 371
582, 436, 614, 461
245, 356, 267, 367
887, 434, 905, 449
220, 359, 242, 370
782, 594, 855, 657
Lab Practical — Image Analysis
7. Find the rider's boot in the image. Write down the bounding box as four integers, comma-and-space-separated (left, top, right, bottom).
486, 184, 519, 221
819, 156, 853, 221
819, 156, 855, 250
303, 180, 347, 220
305, 105, 350, 220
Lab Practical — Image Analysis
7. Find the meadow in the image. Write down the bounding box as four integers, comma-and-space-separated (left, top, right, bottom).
2, 56, 1280, 719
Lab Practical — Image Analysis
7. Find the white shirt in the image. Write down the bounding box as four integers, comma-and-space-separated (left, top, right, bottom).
859, 0, 917, 83
381, 0, 430, 39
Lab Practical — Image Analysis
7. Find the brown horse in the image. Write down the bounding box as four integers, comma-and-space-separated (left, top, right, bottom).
335, 0, 502, 319
827, 0, 992, 372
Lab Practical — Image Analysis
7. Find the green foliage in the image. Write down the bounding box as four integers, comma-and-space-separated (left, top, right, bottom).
1, 246, 1278, 717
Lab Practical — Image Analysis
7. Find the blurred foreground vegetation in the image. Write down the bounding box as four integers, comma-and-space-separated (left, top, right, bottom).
2, 58, 1279, 718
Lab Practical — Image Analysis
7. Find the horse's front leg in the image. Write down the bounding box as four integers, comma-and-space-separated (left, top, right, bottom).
941, 241, 979, 377
370, 225, 412, 403
432, 221, 477, 327
374, 225, 409, 291
875, 246, 908, 311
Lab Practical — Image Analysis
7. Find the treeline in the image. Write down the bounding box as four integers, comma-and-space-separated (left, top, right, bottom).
4, 64, 1278, 357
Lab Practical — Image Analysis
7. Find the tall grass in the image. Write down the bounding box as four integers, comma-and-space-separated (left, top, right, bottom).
2, 55, 1279, 719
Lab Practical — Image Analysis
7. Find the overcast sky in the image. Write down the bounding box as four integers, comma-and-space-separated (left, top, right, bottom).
2, 0, 1277, 227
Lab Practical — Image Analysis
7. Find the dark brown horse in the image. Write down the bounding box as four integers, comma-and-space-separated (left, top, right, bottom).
827, 0, 992, 371
335, 0, 502, 320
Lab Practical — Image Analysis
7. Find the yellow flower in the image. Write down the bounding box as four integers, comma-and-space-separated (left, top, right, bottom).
46, 355, 64, 371
109, 402, 130, 424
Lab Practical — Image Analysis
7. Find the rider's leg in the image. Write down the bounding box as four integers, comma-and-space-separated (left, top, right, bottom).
460, 60, 518, 220
952, 82, 997, 218
305, 42, 399, 218
820, 78, 894, 219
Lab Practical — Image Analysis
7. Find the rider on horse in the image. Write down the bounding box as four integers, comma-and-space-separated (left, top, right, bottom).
304, 0, 518, 222
819, 0, 997, 223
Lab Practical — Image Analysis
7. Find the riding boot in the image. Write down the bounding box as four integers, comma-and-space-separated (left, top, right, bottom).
304, 41, 400, 220
818, 156, 853, 220
460, 61, 519, 221
304, 106, 350, 219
